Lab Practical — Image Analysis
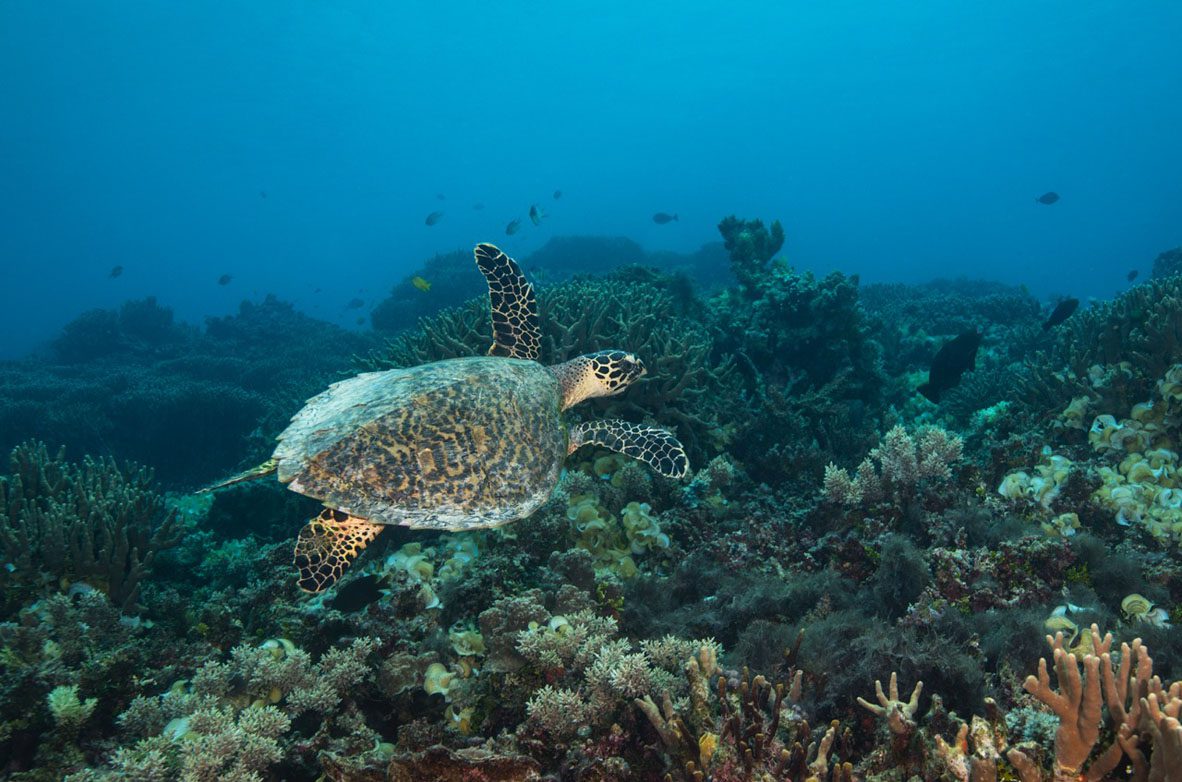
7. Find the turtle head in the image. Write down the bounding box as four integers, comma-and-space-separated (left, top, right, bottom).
553, 350, 646, 409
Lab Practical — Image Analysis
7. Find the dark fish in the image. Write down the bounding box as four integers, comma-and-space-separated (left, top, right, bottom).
652, 212, 679, 224
436, 193, 446, 201
217, 274, 232, 286
473, 202, 485, 210
346, 297, 365, 310
1127, 269, 1139, 282
1035, 192, 1060, 205
259, 190, 267, 199
505, 219, 522, 235
1042, 297, 1079, 330
529, 204, 545, 226
918, 330, 982, 404
108, 265, 123, 278
425, 211, 444, 226
553, 190, 562, 200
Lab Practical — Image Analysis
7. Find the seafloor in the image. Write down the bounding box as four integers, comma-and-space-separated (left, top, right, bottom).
2, 217, 1181, 781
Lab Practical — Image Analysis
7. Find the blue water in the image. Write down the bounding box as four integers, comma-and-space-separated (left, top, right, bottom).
2, 1, 1180, 357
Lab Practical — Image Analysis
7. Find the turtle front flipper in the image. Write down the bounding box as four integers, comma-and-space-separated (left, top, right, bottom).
293, 508, 384, 593
474, 243, 541, 360
569, 420, 689, 479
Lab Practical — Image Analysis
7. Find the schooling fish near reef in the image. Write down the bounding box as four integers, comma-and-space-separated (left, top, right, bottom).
1035, 191, 1060, 205
410, 275, 432, 292
505, 219, 522, 235
218, 274, 232, 286
918, 330, 981, 404
425, 211, 444, 226
108, 265, 123, 278
1042, 297, 1079, 330
345, 297, 365, 310
1127, 269, 1139, 282
652, 212, 678, 224
529, 204, 545, 226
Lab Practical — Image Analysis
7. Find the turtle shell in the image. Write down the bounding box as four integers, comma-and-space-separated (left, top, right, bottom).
273, 357, 566, 530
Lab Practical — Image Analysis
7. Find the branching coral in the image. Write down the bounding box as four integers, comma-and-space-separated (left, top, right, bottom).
823, 425, 963, 508
1015, 274, 1182, 425
0, 442, 180, 614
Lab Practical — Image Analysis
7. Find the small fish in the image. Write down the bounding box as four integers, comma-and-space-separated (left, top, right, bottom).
1035, 191, 1060, 205
259, 190, 267, 199
436, 193, 446, 201
505, 219, 522, 235
1127, 269, 1139, 282
108, 265, 123, 278
473, 202, 485, 211
1042, 297, 1079, 330
652, 212, 679, 224
410, 275, 432, 292
356, 316, 365, 325
553, 189, 563, 200
529, 204, 545, 226
918, 330, 982, 404
346, 297, 365, 310
425, 211, 444, 226
218, 274, 232, 286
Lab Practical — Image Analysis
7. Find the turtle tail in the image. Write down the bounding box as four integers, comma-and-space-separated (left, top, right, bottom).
199, 459, 278, 493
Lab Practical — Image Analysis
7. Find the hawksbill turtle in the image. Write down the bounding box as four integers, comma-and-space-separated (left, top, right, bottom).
211, 243, 688, 592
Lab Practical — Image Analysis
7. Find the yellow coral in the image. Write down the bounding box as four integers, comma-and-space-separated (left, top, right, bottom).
449, 627, 486, 657
1059, 396, 1091, 429
445, 704, 475, 734
699, 731, 718, 767
424, 663, 455, 700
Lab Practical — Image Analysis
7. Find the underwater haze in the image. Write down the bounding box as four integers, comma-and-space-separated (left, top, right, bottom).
2, 1, 1181, 356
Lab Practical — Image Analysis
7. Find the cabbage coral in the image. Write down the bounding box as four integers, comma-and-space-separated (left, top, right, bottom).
1089, 363, 1182, 543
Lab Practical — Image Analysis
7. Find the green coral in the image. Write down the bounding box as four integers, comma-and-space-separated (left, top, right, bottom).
0, 442, 181, 615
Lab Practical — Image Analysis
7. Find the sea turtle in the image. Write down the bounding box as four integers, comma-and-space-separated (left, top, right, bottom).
212, 243, 688, 593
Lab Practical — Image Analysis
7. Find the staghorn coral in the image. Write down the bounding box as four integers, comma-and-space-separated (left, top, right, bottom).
0, 441, 180, 615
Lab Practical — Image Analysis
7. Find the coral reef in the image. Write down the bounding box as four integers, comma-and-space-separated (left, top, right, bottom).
0, 441, 180, 616
4, 235, 1182, 781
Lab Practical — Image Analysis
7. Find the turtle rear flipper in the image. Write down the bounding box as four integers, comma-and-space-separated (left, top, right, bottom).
293, 508, 384, 593
569, 420, 689, 479
474, 243, 541, 360
199, 459, 277, 493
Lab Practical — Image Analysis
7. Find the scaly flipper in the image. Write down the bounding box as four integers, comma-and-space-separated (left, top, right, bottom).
199, 459, 277, 493
293, 508, 384, 593
474, 243, 541, 360
569, 420, 689, 479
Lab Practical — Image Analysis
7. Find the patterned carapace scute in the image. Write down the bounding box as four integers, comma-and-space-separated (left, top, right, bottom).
274, 357, 565, 531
